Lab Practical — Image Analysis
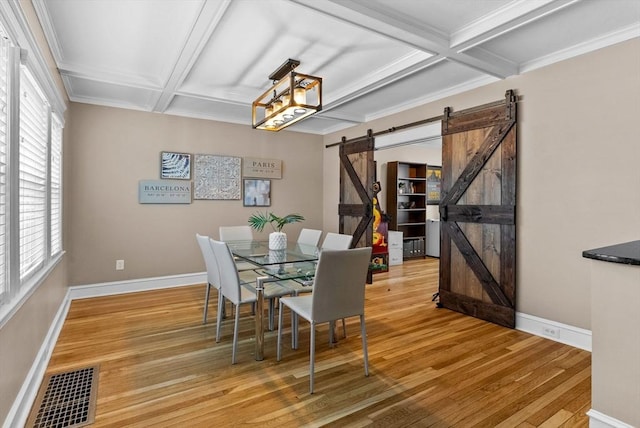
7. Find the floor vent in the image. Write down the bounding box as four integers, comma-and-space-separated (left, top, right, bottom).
26, 365, 99, 428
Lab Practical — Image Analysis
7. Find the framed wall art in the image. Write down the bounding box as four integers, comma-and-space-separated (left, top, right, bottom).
138, 179, 192, 204
160, 151, 191, 180
243, 179, 271, 207
193, 154, 241, 200
242, 157, 282, 179
427, 165, 442, 204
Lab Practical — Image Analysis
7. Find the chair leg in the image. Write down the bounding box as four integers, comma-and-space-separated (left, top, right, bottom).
360, 314, 369, 377
203, 283, 211, 324
220, 293, 226, 319
215, 297, 223, 343
329, 320, 335, 346
269, 298, 275, 331
217, 291, 224, 322
292, 312, 298, 350
277, 301, 284, 361
310, 321, 316, 394
218, 290, 227, 319
232, 303, 240, 364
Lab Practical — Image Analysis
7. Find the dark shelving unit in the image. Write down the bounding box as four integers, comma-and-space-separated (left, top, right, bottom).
386, 161, 427, 259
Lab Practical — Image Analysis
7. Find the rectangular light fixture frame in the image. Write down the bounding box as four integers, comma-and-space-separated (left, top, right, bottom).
252, 70, 322, 132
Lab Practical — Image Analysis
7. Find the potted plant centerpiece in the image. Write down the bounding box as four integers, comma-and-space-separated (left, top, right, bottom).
248, 211, 305, 250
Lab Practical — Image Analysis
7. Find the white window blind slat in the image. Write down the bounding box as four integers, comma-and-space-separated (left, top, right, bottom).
50, 115, 62, 255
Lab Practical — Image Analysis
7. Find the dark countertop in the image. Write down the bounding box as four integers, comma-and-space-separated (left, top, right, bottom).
582, 240, 640, 266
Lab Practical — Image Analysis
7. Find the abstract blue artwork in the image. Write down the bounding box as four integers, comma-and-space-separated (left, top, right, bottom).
161, 151, 191, 180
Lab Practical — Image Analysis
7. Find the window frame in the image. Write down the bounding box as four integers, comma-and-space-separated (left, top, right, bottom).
0, 3, 67, 327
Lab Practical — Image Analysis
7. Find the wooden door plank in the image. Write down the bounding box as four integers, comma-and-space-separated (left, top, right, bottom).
443, 221, 511, 307
441, 120, 514, 207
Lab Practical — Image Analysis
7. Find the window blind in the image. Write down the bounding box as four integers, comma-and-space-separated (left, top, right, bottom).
0, 38, 9, 300
50, 114, 62, 256
19, 68, 48, 281
0, 19, 66, 322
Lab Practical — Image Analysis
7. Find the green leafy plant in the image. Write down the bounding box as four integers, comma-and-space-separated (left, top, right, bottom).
248, 211, 305, 233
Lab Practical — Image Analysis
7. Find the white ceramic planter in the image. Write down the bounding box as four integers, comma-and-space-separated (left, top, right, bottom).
269, 232, 287, 250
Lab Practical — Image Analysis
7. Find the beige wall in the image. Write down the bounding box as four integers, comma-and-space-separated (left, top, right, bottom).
66, 104, 324, 285
324, 38, 640, 330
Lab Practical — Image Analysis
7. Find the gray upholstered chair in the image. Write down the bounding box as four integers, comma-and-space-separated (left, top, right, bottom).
211, 239, 294, 364
277, 247, 372, 393
319, 231, 354, 337
289, 231, 354, 343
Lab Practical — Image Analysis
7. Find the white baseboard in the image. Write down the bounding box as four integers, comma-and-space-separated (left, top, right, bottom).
587, 409, 635, 428
4, 272, 206, 428
69, 272, 206, 300
516, 312, 592, 351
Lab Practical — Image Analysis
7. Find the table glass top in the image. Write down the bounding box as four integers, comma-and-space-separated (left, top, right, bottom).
226, 240, 318, 266
226, 240, 318, 282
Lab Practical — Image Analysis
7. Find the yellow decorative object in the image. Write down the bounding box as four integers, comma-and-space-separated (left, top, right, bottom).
372, 182, 388, 248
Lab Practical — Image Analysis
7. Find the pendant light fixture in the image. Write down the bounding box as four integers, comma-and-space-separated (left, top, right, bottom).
252, 59, 322, 131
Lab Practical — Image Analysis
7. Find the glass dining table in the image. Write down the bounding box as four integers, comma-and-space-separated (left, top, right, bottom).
225, 240, 319, 360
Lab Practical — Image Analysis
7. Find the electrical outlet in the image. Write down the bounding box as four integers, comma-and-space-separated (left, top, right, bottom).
116, 259, 125, 271
542, 326, 559, 339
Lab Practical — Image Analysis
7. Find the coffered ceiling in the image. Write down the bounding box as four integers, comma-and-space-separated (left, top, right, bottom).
33, 0, 640, 135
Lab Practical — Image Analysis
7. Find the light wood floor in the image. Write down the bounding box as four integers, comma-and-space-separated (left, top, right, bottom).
41, 258, 591, 427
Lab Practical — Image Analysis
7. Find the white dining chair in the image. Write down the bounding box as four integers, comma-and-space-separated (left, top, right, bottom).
218, 225, 253, 241
211, 239, 295, 364
277, 247, 372, 393
196, 233, 224, 325
321, 232, 353, 250
297, 228, 323, 247
219, 225, 255, 271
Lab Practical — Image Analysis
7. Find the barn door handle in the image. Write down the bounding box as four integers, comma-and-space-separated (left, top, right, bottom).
440, 205, 448, 222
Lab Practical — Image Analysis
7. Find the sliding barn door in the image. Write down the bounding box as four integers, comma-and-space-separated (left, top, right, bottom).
439, 90, 517, 328
338, 131, 374, 250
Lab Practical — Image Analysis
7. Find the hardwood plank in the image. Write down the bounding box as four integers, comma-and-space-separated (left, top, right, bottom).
37, 258, 591, 427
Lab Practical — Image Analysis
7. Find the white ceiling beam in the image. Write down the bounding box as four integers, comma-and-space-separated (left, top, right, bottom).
292, 0, 517, 79
57, 64, 161, 90
451, 0, 581, 52
292, 0, 446, 54
316, 110, 365, 124
458, 48, 518, 77
323, 56, 447, 113
152, 0, 232, 113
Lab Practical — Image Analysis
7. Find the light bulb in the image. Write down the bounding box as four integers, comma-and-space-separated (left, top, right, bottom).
294, 87, 306, 104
